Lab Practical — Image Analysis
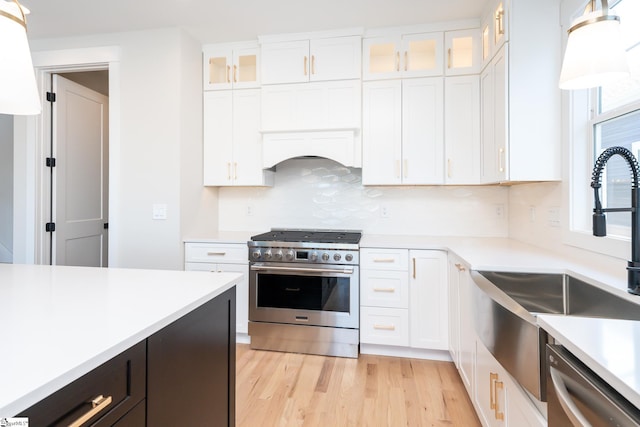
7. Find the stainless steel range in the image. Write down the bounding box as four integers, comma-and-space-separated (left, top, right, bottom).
247, 229, 361, 358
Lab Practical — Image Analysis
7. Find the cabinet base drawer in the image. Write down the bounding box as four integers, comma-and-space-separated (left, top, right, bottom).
19, 341, 146, 426
360, 307, 409, 346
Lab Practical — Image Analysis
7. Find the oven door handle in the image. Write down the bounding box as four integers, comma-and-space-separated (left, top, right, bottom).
251, 265, 355, 275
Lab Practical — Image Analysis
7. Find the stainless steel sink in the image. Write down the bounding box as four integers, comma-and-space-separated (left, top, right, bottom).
470, 270, 640, 402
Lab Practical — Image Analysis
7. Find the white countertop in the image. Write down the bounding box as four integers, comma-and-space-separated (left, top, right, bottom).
0, 263, 241, 417
538, 315, 640, 409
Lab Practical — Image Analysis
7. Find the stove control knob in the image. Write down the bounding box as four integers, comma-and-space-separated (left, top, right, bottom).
345, 254, 353, 262
251, 249, 262, 260
275, 250, 283, 260
264, 249, 272, 260
333, 253, 342, 261
322, 253, 330, 261
285, 250, 295, 261
309, 252, 318, 262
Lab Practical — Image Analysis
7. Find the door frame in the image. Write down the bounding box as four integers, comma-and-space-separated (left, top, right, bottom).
13, 46, 120, 265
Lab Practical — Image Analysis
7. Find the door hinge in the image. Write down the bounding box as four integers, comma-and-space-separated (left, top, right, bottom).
45, 222, 56, 232
46, 92, 56, 103
46, 157, 56, 168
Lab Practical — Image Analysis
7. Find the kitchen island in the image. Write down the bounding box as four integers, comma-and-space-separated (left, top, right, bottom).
0, 263, 240, 425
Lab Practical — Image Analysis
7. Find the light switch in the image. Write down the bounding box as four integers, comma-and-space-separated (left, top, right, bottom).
153, 204, 167, 220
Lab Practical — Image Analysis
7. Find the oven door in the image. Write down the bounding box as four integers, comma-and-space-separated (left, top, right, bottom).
249, 262, 359, 329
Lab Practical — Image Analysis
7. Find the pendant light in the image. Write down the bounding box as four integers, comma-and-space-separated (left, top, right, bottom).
559, 0, 629, 90
0, 0, 40, 114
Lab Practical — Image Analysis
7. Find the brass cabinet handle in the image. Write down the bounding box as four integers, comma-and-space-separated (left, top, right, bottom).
373, 258, 395, 263
396, 160, 401, 179
227, 162, 231, 181
304, 56, 308, 76
448, 48, 452, 69
233, 64, 237, 82
373, 324, 396, 331
494, 380, 505, 420
68, 395, 112, 427
311, 55, 315, 75
499, 148, 505, 173
234, 162, 238, 180
373, 287, 396, 293
489, 372, 498, 410
226, 65, 231, 83
447, 158, 452, 178
207, 252, 226, 256
496, 9, 505, 36
412, 257, 416, 279
454, 263, 466, 272
404, 51, 408, 71
396, 51, 400, 72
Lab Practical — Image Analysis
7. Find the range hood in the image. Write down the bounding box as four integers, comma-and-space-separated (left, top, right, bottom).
260, 80, 361, 168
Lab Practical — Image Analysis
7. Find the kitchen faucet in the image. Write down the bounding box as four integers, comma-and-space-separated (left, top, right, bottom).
591, 146, 640, 295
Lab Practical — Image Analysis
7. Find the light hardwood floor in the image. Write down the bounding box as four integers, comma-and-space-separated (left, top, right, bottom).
236, 344, 481, 427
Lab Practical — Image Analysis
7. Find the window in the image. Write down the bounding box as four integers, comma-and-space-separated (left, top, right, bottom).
574, 0, 640, 242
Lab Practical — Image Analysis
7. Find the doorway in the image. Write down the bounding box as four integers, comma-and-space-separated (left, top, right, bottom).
45, 71, 109, 267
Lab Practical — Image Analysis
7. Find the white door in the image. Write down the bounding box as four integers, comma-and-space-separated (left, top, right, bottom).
53, 75, 109, 267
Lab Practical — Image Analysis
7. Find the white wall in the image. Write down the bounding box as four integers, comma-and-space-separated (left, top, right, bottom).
219, 158, 509, 236
28, 28, 218, 270
0, 114, 13, 262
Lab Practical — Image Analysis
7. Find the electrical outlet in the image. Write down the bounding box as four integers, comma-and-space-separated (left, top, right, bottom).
548, 207, 561, 227
152, 204, 167, 220
495, 204, 505, 219
246, 205, 254, 216
529, 206, 536, 223
380, 206, 390, 218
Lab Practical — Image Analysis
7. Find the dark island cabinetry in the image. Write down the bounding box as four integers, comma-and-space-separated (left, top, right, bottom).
19, 286, 236, 426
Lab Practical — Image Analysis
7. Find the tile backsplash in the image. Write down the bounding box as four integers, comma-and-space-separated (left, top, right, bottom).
219, 158, 509, 236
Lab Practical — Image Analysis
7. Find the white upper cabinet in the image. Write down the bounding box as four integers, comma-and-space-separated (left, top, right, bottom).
203, 42, 259, 90
362, 78, 444, 185
260, 35, 361, 85
444, 29, 481, 76
479, 0, 561, 183
363, 32, 444, 80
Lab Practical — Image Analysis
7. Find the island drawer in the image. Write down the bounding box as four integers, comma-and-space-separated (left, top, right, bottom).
19, 341, 146, 426
185, 242, 248, 263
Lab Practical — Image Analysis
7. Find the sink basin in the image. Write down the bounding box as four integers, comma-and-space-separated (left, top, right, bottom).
470, 270, 640, 402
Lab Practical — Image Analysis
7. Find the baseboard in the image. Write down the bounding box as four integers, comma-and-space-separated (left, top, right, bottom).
360, 344, 452, 361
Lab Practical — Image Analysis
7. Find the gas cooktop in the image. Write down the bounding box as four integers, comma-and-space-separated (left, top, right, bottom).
250, 229, 362, 245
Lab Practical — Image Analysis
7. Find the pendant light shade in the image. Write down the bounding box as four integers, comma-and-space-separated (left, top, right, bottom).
559, 0, 630, 90
0, 0, 40, 115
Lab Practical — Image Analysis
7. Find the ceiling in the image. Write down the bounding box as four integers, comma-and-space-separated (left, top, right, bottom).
24, 0, 491, 43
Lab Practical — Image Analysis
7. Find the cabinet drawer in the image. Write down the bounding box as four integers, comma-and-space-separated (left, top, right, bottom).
185, 243, 247, 263
360, 248, 408, 270
20, 341, 146, 426
360, 307, 409, 346
361, 269, 409, 308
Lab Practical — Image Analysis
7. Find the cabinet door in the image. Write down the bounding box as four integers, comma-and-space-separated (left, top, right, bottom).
232, 89, 265, 186
445, 29, 481, 76
402, 78, 444, 184
147, 287, 236, 427
232, 47, 259, 89
458, 262, 475, 394
409, 250, 448, 350
203, 48, 232, 90
362, 36, 401, 80
445, 75, 480, 184
203, 91, 233, 185
480, 50, 508, 184
216, 263, 249, 335
493, 45, 508, 182
261, 40, 310, 84
310, 36, 361, 81
447, 259, 461, 368
475, 341, 506, 427
401, 32, 444, 78
362, 80, 402, 185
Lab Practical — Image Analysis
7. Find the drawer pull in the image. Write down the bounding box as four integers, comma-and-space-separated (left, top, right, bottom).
68, 395, 112, 427
207, 252, 226, 256
373, 324, 396, 331
373, 287, 396, 293
454, 263, 466, 272
372, 258, 395, 263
